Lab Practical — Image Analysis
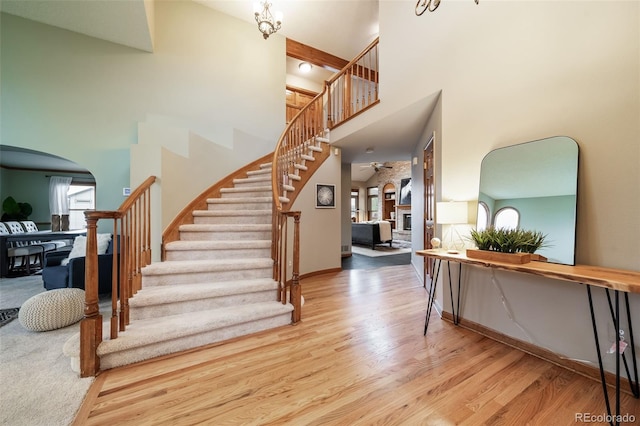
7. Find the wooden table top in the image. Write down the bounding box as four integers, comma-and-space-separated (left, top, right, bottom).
416, 249, 640, 294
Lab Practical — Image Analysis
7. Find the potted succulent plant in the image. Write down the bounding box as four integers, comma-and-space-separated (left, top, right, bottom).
466, 227, 548, 264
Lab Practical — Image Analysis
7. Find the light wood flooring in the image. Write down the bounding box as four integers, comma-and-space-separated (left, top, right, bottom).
74, 264, 640, 425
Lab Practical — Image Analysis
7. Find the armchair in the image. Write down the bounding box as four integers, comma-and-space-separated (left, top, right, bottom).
42, 234, 118, 294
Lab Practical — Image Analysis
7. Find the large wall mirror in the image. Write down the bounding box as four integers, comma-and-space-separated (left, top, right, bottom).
477, 136, 579, 265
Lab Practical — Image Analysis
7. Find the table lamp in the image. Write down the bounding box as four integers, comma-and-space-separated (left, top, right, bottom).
436, 201, 468, 252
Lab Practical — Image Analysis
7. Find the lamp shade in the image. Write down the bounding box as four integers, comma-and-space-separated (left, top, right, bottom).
437, 201, 468, 224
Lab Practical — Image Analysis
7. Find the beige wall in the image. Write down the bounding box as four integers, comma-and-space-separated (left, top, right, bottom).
292, 151, 343, 275
380, 1, 639, 268
337, 1, 639, 374
411, 0, 639, 375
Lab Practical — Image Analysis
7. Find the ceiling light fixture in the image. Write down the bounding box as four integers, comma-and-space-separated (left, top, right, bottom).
254, 1, 282, 40
298, 62, 312, 73
365, 147, 374, 154
415, 0, 479, 16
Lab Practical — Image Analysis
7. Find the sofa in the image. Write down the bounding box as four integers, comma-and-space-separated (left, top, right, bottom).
42, 234, 118, 294
351, 221, 393, 250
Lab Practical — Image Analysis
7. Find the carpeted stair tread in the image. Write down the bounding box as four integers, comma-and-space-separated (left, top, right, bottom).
178, 223, 271, 232
233, 176, 271, 184
246, 168, 271, 176
206, 196, 271, 204
129, 278, 279, 306
96, 302, 293, 356
192, 210, 271, 217
220, 186, 271, 193
142, 258, 273, 275
164, 240, 271, 251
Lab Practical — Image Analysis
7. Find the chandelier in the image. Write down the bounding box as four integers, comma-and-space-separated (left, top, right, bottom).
254, 1, 282, 40
415, 0, 479, 16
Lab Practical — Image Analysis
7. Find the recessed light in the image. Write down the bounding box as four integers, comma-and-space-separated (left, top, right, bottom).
298, 62, 312, 73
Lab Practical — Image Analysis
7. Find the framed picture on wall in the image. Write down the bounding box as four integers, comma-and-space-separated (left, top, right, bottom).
316, 184, 336, 208
400, 178, 412, 205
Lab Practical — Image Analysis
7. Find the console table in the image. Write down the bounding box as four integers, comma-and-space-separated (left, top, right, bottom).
416, 249, 640, 426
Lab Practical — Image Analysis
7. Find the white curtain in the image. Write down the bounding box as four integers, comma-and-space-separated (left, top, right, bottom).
49, 176, 73, 215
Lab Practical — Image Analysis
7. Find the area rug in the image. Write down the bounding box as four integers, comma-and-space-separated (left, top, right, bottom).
0, 275, 95, 426
0, 307, 20, 328
351, 242, 412, 258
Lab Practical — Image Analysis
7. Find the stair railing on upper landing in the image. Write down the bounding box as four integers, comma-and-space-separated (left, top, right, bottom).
271, 38, 380, 322
79, 176, 156, 377
327, 37, 379, 129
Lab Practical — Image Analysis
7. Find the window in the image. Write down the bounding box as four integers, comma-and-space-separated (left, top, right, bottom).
350, 189, 359, 221
494, 207, 519, 230
477, 202, 490, 231
367, 186, 378, 221
68, 183, 96, 230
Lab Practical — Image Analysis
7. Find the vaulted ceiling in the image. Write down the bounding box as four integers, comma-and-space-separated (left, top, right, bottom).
1, 1, 431, 177
0, 0, 379, 60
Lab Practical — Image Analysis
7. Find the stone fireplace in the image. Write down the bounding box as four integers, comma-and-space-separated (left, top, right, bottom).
394, 206, 412, 241
403, 214, 412, 230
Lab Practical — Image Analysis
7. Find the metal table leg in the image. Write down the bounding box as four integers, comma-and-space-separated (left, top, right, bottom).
424, 259, 441, 335
587, 285, 639, 426
447, 261, 462, 325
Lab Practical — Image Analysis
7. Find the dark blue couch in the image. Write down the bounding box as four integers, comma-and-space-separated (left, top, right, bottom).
42, 236, 119, 294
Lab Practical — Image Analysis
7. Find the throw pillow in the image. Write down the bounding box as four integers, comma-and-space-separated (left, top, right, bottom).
97, 233, 112, 255
61, 236, 86, 266
61, 234, 112, 266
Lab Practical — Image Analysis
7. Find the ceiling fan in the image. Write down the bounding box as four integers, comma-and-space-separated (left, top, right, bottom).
361, 162, 393, 172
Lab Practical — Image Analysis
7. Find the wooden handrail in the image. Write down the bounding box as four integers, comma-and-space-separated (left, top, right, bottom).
79, 176, 156, 377
326, 37, 379, 129
326, 37, 380, 86
271, 37, 381, 325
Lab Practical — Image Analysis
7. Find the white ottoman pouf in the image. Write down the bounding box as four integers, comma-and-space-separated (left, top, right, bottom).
19, 288, 85, 332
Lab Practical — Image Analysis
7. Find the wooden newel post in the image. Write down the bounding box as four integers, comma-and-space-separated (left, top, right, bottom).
80, 214, 103, 377
291, 212, 301, 324
326, 81, 333, 129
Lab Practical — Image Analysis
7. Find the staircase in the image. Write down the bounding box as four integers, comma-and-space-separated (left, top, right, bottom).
73, 38, 379, 376
65, 149, 326, 373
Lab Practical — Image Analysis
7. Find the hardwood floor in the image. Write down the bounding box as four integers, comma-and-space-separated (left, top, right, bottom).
74, 264, 639, 425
